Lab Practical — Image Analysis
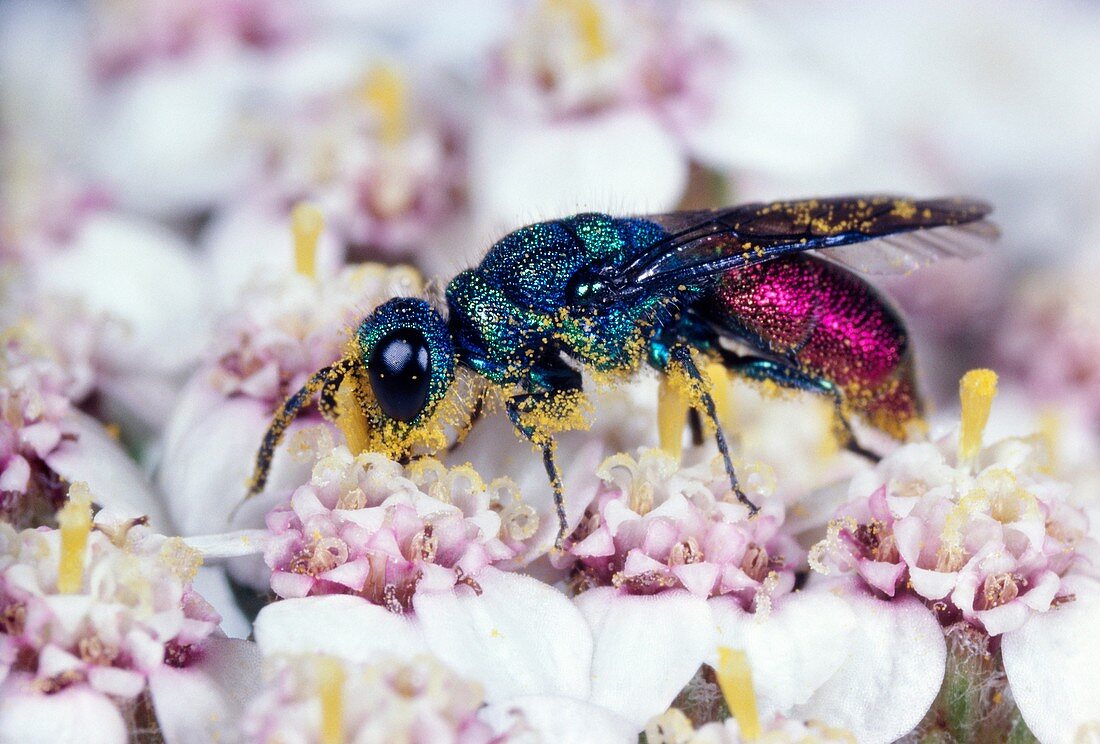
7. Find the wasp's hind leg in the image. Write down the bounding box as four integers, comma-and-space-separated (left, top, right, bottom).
666, 345, 760, 516
718, 350, 881, 464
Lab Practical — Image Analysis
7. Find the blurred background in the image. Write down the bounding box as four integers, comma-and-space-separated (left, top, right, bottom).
3, 0, 1100, 418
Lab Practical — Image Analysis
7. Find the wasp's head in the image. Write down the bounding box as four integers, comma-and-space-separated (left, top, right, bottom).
353, 297, 458, 456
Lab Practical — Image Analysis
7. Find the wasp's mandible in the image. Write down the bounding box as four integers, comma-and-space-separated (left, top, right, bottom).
247, 195, 998, 547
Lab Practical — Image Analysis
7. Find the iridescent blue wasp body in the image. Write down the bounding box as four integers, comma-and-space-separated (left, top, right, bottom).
249, 196, 997, 546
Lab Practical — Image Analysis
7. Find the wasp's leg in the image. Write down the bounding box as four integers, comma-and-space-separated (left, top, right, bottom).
505, 393, 570, 549
246, 361, 352, 499
667, 345, 759, 516
718, 350, 881, 463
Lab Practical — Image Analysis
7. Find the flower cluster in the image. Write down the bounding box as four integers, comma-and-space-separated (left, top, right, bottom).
564, 449, 800, 613
0, 492, 217, 706
207, 262, 421, 405
264, 445, 526, 610
243, 654, 509, 743
811, 384, 1096, 636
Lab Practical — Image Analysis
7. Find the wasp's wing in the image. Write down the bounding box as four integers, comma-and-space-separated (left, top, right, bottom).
611, 196, 997, 294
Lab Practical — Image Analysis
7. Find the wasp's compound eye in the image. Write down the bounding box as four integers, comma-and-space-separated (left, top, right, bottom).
368, 328, 432, 422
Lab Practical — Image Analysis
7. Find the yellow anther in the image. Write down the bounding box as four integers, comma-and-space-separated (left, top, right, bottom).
57, 483, 93, 594
958, 369, 998, 467
359, 64, 407, 145
705, 361, 732, 428
547, 0, 608, 61
291, 202, 325, 280
658, 375, 688, 461
716, 647, 761, 741
316, 655, 345, 744
335, 377, 370, 456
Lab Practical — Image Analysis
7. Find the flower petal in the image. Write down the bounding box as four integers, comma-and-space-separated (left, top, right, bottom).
414, 568, 593, 701
254, 595, 427, 662
790, 590, 946, 744
1001, 576, 1100, 744
148, 637, 262, 744
709, 588, 857, 720
45, 409, 168, 528
183, 530, 269, 561
190, 566, 252, 640
575, 588, 715, 730
480, 694, 637, 743
0, 679, 126, 744
470, 109, 687, 232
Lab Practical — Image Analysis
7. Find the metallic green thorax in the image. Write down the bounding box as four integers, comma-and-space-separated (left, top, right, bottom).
445, 213, 681, 386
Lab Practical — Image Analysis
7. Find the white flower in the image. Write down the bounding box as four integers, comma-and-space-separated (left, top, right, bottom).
243, 654, 509, 743
0, 492, 260, 743
0, 334, 166, 528
157, 261, 420, 545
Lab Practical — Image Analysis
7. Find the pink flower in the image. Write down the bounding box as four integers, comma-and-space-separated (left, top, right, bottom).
0, 337, 165, 528
262, 447, 517, 607
996, 265, 1100, 427
0, 500, 260, 742
243, 654, 513, 743
561, 449, 801, 612
811, 434, 1094, 636
157, 262, 419, 541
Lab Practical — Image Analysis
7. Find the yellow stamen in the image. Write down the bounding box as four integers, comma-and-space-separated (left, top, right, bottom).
548, 0, 608, 61
335, 376, 370, 456
292, 202, 325, 280
958, 369, 998, 466
705, 361, 732, 428
316, 656, 345, 744
57, 483, 93, 594
359, 65, 406, 145
658, 375, 688, 461
716, 647, 761, 741
1037, 407, 1060, 475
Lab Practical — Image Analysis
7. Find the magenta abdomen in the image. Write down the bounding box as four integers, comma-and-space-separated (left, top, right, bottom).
704, 254, 920, 437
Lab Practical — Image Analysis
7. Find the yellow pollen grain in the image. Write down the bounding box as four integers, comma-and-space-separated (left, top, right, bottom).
958, 369, 998, 466
316, 656, 346, 744
548, 0, 608, 61
716, 647, 761, 741
291, 202, 325, 280
57, 483, 93, 594
359, 64, 407, 145
335, 377, 371, 456
657, 375, 688, 462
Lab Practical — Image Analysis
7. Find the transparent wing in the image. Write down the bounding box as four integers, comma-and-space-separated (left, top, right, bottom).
602, 195, 996, 296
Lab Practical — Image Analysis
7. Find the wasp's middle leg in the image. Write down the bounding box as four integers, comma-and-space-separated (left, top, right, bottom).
718, 349, 881, 463
666, 344, 759, 516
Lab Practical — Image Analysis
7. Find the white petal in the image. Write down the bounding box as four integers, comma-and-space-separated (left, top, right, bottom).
200, 202, 346, 309
90, 56, 262, 216
575, 588, 715, 730
184, 531, 269, 561
1002, 576, 1100, 744
0, 681, 126, 744
709, 589, 856, 720
33, 213, 211, 372
157, 394, 316, 536
191, 566, 252, 640
45, 409, 169, 529
683, 60, 863, 177
790, 591, 946, 744
415, 568, 593, 701
149, 637, 261, 744
470, 109, 687, 232
480, 694, 637, 743
254, 596, 427, 662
